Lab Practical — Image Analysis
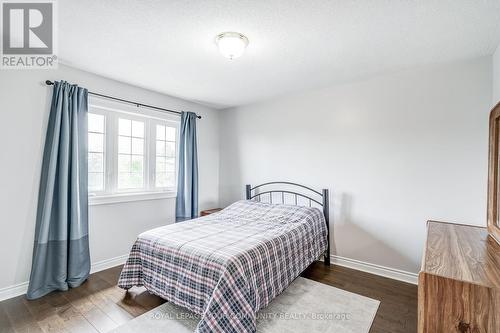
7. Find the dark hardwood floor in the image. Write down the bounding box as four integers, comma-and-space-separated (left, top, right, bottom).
0, 263, 417, 333
302, 262, 418, 333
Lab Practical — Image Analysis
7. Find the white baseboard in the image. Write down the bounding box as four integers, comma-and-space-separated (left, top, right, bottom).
0, 254, 129, 302
331, 255, 418, 285
0, 282, 30, 302
90, 254, 129, 274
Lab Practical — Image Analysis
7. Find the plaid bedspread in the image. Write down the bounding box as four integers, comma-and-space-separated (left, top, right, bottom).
118, 200, 328, 333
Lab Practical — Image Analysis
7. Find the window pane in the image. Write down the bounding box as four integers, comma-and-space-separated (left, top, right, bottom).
165, 126, 176, 141
156, 156, 175, 188
118, 154, 130, 173
166, 157, 175, 172
88, 133, 104, 152
165, 172, 175, 187
156, 172, 167, 187
156, 125, 165, 140
156, 156, 166, 172
165, 142, 175, 157
131, 138, 144, 155
118, 173, 143, 189
132, 121, 144, 138
88, 113, 104, 133
118, 173, 131, 189
89, 172, 104, 192
88, 153, 104, 172
155, 123, 176, 189
130, 173, 143, 188
131, 155, 143, 173
88, 112, 106, 193
118, 136, 131, 154
119, 118, 131, 136
156, 141, 165, 156
117, 117, 145, 191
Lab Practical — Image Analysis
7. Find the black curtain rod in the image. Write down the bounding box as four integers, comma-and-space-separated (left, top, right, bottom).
45, 80, 201, 119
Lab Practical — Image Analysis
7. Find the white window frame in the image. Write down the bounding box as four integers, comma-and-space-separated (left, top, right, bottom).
87, 109, 107, 197
88, 96, 180, 205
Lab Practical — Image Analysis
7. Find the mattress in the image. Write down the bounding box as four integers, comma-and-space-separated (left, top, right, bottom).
118, 200, 328, 333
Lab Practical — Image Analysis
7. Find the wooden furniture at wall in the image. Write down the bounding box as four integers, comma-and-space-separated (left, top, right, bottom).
418, 221, 500, 333
487, 101, 500, 246
200, 208, 222, 216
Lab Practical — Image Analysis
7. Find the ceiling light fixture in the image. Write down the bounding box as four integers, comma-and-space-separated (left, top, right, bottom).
215, 32, 249, 60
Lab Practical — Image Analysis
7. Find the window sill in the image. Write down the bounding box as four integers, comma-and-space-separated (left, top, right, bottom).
89, 191, 176, 206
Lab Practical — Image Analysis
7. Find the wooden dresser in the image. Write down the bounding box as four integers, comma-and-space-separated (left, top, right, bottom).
419, 221, 500, 333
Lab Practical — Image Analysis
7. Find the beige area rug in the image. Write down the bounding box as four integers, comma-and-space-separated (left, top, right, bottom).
112, 277, 380, 333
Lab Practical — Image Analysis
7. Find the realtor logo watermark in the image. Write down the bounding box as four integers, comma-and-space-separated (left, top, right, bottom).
1, 0, 57, 69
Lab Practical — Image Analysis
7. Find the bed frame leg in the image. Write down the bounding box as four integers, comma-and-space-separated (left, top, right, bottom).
324, 252, 330, 266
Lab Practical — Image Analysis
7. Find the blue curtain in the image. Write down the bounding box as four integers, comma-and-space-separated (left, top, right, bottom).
176, 111, 199, 219
27, 81, 90, 300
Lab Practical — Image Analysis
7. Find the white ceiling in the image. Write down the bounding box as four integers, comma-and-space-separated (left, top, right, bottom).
59, 1, 500, 109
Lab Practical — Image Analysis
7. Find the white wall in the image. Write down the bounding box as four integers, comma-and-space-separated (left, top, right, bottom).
0, 64, 220, 294
219, 57, 492, 274
494, 44, 500, 105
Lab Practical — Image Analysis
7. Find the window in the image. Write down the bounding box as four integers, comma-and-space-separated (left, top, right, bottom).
88, 113, 106, 192
118, 118, 145, 189
155, 124, 176, 188
87, 99, 179, 203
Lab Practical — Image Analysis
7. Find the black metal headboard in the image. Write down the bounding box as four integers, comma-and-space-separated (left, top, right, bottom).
245, 182, 331, 266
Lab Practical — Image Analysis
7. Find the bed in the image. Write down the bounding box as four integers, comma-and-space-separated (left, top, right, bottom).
118, 182, 331, 333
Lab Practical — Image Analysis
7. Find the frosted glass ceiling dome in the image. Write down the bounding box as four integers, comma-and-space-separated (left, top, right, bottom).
215, 32, 249, 60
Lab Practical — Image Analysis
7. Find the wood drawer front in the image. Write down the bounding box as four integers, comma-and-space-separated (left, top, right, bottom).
419, 273, 499, 333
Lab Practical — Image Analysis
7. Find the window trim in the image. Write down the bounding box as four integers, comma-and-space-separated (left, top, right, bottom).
89, 191, 176, 206
87, 96, 180, 205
